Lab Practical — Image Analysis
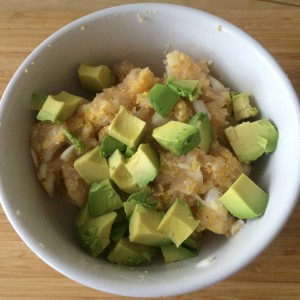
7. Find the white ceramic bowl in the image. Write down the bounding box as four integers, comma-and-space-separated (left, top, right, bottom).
1, 3, 300, 298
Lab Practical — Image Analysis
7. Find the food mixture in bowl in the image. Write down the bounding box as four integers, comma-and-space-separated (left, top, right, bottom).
30, 50, 278, 265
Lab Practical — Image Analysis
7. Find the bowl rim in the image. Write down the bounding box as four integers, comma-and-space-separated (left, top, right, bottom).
1, 2, 300, 298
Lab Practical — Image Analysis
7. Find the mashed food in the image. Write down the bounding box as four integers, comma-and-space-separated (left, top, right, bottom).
31, 50, 252, 244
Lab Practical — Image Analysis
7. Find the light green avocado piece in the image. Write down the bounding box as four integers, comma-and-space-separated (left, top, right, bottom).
74, 146, 110, 184
36, 91, 81, 122
110, 220, 129, 243
78, 211, 117, 257
161, 244, 196, 263
78, 63, 115, 93
75, 202, 90, 228
147, 83, 180, 117
100, 135, 127, 157
127, 187, 156, 207
129, 204, 171, 246
225, 118, 279, 163
152, 121, 200, 156
157, 199, 200, 247
125, 144, 160, 188
88, 179, 123, 218
232, 93, 258, 121
107, 237, 158, 266
108, 106, 147, 148
124, 146, 135, 158
188, 112, 213, 153
62, 128, 85, 154
30, 93, 48, 110
167, 77, 201, 102
124, 187, 156, 218
183, 237, 201, 250
123, 202, 137, 218
220, 173, 269, 219
108, 150, 140, 194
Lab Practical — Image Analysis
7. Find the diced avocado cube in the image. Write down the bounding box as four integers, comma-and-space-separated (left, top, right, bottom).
30, 93, 47, 110
88, 179, 123, 218
129, 204, 171, 246
74, 146, 110, 184
62, 128, 85, 153
124, 146, 135, 158
108, 106, 147, 148
108, 150, 140, 194
189, 112, 213, 153
157, 199, 200, 247
127, 187, 156, 208
114, 207, 127, 224
161, 244, 196, 263
124, 187, 157, 218
183, 237, 201, 250
75, 202, 90, 228
220, 173, 269, 219
152, 121, 200, 156
107, 237, 158, 266
125, 144, 160, 188
232, 93, 258, 121
167, 77, 201, 102
100, 135, 127, 157
78, 211, 117, 257
225, 118, 279, 163
36, 91, 81, 122
147, 83, 180, 117
123, 201, 137, 218
78, 63, 115, 93
111, 220, 129, 243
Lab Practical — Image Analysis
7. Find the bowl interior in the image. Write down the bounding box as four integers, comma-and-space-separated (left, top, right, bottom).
0, 3, 300, 298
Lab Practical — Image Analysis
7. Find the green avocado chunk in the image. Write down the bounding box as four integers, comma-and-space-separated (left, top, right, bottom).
110, 220, 129, 243
125, 144, 160, 188
147, 83, 180, 117
188, 112, 213, 153
220, 173, 269, 219
225, 118, 279, 163
78, 211, 117, 257
75, 202, 90, 228
152, 121, 201, 155
167, 77, 201, 102
107, 237, 158, 266
108, 150, 140, 194
108, 106, 147, 148
124, 187, 154, 218
124, 146, 135, 158
157, 199, 200, 247
232, 93, 258, 121
36, 91, 81, 123
161, 244, 196, 263
62, 128, 85, 153
30, 93, 48, 110
183, 237, 201, 250
78, 63, 115, 93
74, 146, 110, 184
129, 204, 171, 246
88, 179, 123, 218
100, 135, 127, 157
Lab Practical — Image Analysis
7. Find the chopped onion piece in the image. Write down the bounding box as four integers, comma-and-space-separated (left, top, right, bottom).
151, 112, 170, 126
30, 148, 39, 168
193, 100, 211, 118
204, 188, 221, 203
230, 219, 245, 235
208, 75, 226, 92
60, 145, 75, 161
